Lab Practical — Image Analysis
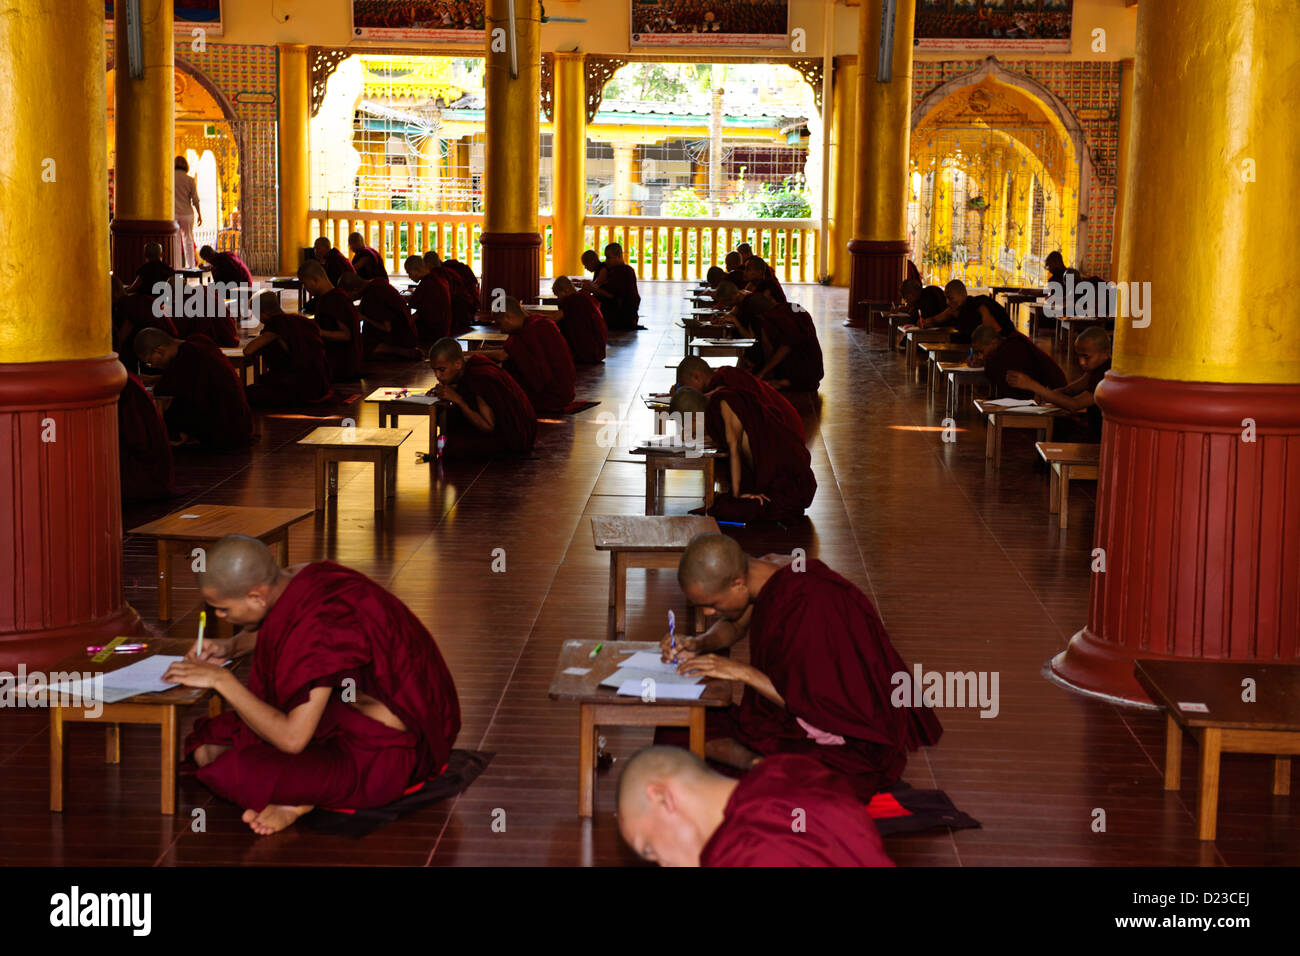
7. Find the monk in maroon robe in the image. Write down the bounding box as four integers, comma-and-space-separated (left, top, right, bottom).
590, 242, 640, 331
750, 295, 823, 391
113, 276, 178, 375
553, 276, 607, 364
970, 325, 1066, 399
424, 252, 475, 335
347, 231, 387, 280
405, 255, 452, 343
618, 747, 893, 867
676, 356, 804, 441
199, 246, 253, 287
669, 383, 814, 524
661, 534, 942, 800
442, 257, 480, 308
1007, 325, 1113, 443
741, 256, 786, 303
127, 242, 175, 295
313, 237, 356, 285
480, 298, 575, 413
165, 536, 461, 835
117, 370, 175, 502
428, 338, 536, 459
242, 291, 332, 407
337, 272, 421, 360
134, 328, 253, 450
723, 251, 745, 288
299, 260, 363, 382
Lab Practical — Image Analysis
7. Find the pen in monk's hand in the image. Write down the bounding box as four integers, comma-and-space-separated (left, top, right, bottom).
196, 610, 206, 658
668, 609, 676, 660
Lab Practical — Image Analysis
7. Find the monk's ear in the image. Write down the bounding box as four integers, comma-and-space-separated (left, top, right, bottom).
645, 780, 676, 814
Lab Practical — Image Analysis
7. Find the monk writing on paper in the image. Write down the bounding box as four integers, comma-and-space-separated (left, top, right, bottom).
428, 337, 537, 460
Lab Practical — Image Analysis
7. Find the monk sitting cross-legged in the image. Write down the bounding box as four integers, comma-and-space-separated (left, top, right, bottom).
242, 291, 331, 408
312, 236, 356, 285
617, 746, 894, 867
552, 275, 607, 364
969, 324, 1066, 400
747, 294, 824, 391
404, 255, 452, 343
669, 383, 813, 524
164, 535, 461, 836
347, 231, 387, 280
657, 534, 942, 800
337, 272, 421, 361
127, 242, 175, 296
299, 259, 363, 382
428, 337, 537, 460
1006, 325, 1113, 443
424, 251, 476, 335
134, 327, 253, 451
478, 297, 576, 413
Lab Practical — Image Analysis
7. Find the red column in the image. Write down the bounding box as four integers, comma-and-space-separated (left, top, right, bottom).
847, 239, 909, 323
479, 233, 542, 317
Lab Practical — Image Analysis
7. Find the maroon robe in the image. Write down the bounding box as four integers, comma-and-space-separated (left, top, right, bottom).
246, 312, 331, 407
443, 259, 480, 304
503, 314, 576, 412
443, 354, 537, 459
172, 314, 239, 347
117, 372, 174, 502
726, 560, 942, 800
434, 265, 476, 335
206, 251, 253, 287
185, 561, 461, 811
558, 291, 607, 364
357, 279, 418, 354
351, 246, 387, 280
595, 262, 640, 331
133, 260, 175, 294
706, 365, 803, 441
114, 294, 178, 375
700, 754, 894, 867
699, 375, 815, 523
410, 272, 452, 343
983, 331, 1066, 399
761, 303, 824, 391
748, 275, 786, 303
313, 288, 364, 382
153, 334, 253, 450
319, 248, 356, 285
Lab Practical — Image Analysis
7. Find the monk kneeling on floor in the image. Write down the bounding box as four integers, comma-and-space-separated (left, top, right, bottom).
428, 337, 537, 460
164, 535, 461, 836
658, 534, 942, 800
480, 297, 576, 413
134, 327, 253, 451
617, 746, 893, 867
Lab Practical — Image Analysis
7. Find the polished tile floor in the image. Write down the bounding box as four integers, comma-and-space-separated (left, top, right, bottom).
1, 280, 1294, 866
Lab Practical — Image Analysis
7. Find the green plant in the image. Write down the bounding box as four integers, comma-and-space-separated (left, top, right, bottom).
662, 187, 711, 218
744, 176, 811, 219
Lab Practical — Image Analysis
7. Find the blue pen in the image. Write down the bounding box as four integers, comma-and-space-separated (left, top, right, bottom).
668, 609, 676, 659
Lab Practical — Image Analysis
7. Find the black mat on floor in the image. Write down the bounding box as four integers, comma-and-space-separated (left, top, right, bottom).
867, 783, 981, 836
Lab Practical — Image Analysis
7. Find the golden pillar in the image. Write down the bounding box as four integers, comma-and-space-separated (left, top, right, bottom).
1051, 0, 1300, 704
481, 0, 541, 308
278, 44, 310, 273
418, 136, 443, 211
0, 0, 139, 669
828, 56, 858, 287
1110, 58, 1135, 282
847, 0, 916, 319
612, 144, 637, 216
552, 51, 587, 277
110, 0, 176, 277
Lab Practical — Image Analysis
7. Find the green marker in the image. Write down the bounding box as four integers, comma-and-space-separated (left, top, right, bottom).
588, 642, 604, 660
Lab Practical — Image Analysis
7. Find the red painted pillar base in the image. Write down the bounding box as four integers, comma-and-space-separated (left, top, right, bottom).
846, 238, 908, 324
479, 231, 541, 320
0, 357, 142, 673
110, 218, 179, 281
1049, 373, 1300, 704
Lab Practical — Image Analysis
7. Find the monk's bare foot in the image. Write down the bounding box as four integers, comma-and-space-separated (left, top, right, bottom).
191, 743, 230, 767
244, 804, 313, 836
705, 737, 762, 771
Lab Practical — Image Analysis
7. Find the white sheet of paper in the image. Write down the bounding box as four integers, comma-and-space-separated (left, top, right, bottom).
616, 680, 705, 700
983, 397, 1038, 408
1017, 404, 1059, 414
26, 654, 185, 705
381, 392, 438, 405
600, 666, 700, 688
616, 650, 683, 674
562, 666, 591, 676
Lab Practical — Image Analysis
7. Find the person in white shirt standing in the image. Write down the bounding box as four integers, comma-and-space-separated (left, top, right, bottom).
174, 156, 202, 268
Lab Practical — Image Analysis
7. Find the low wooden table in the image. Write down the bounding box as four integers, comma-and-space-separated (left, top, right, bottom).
363, 387, 446, 452
918, 342, 969, 399
45, 638, 242, 815
1035, 441, 1100, 528
591, 515, 719, 641
1134, 659, 1300, 841
457, 331, 508, 352
547, 639, 733, 816
885, 311, 912, 350
129, 505, 314, 621
630, 437, 725, 516
176, 265, 211, 285
903, 326, 955, 378
689, 338, 755, 361
974, 399, 1064, 468
297, 426, 412, 512
221, 347, 262, 387
269, 275, 305, 312
936, 362, 988, 418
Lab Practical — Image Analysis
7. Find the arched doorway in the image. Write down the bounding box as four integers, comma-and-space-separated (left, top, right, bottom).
908, 58, 1089, 288
106, 58, 244, 260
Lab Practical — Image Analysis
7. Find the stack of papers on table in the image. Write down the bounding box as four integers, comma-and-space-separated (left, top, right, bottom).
600, 650, 704, 699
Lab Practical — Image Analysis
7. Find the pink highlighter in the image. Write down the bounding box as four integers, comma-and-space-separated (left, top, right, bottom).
85, 643, 147, 654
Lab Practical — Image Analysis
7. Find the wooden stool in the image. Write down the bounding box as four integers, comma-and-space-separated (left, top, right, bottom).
129, 504, 314, 622
221, 348, 262, 387
591, 515, 720, 640
298, 426, 411, 512
937, 362, 988, 418
1035, 441, 1100, 529
1135, 659, 1300, 841
974, 400, 1062, 468
548, 640, 733, 817
631, 438, 724, 516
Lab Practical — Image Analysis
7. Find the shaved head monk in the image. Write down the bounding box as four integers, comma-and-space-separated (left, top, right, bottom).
723, 251, 744, 287
900, 278, 946, 328
199, 245, 252, 288
404, 254, 452, 342
299, 260, 363, 382
741, 256, 785, 303
423, 250, 476, 335
669, 374, 813, 524
676, 355, 803, 440
617, 747, 893, 867
347, 231, 387, 280
242, 291, 331, 408
923, 280, 980, 342
552, 276, 607, 364
135, 327, 253, 450
659, 534, 942, 799
480, 296, 576, 413
970, 324, 1066, 400
428, 337, 537, 459
313, 236, 356, 285
127, 241, 174, 296
589, 242, 640, 331
580, 249, 603, 281
112, 274, 177, 375
745, 293, 824, 391
1007, 325, 1112, 443
164, 535, 461, 836
337, 272, 421, 361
